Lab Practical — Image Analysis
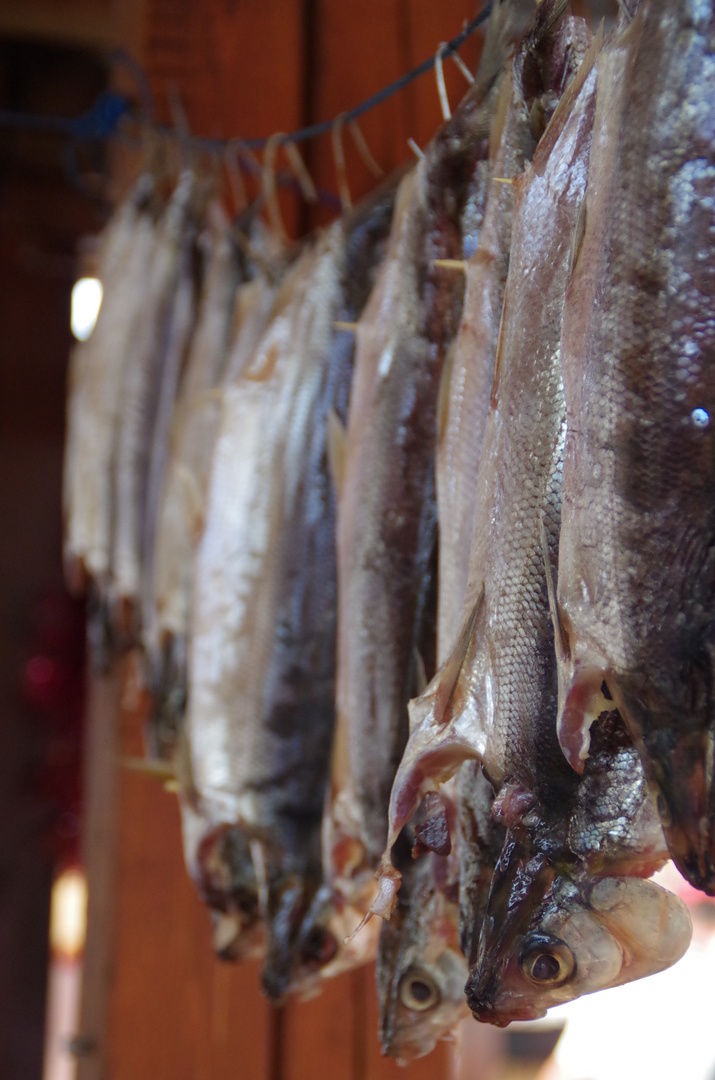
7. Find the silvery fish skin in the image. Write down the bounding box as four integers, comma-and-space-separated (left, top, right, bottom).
63, 177, 156, 594
325, 3, 518, 932
458, 38, 692, 1022
554, 0, 715, 893
186, 230, 342, 996
260, 181, 405, 994
373, 4, 591, 917
112, 171, 196, 632
258, 189, 401, 998
436, 1, 598, 662
436, 137, 510, 660
145, 210, 281, 760
377, 840, 467, 1064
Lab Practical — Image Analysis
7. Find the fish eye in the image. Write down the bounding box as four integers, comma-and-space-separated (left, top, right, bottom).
398, 968, 441, 1011
520, 937, 575, 987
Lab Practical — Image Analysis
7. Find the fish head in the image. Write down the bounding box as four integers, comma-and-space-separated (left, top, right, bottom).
467, 838, 692, 1025
282, 882, 381, 999
261, 873, 331, 1001
377, 858, 468, 1063
194, 823, 261, 942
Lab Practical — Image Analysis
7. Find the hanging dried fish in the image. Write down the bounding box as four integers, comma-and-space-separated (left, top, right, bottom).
144, 207, 284, 760
63, 176, 156, 597
371, 0, 590, 921
323, 0, 519, 941
554, 0, 715, 896
112, 170, 197, 636
185, 178, 396, 996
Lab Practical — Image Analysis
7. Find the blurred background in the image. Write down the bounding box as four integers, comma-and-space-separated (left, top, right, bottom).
4, 2, 691, 1080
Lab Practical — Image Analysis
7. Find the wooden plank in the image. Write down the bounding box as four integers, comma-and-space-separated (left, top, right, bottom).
103, 680, 272, 1080
282, 970, 356, 1080
75, 661, 124, 1080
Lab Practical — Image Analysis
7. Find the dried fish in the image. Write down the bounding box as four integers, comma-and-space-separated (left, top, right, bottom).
325, 0, 519, 936
187, 181, 396, 997
145, 207, 282, 759
463, 23, 693, 1023
467, 709, 690, 1024
377, 841, 467, 1063
63, 176, 155, 595
186, 232, 338, 994
112, 171, 197, 634
554, 0, 715, 894
373, 2, 591, 919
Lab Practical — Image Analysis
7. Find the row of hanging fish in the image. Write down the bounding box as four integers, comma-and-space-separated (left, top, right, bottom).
63, 0, 715, 1059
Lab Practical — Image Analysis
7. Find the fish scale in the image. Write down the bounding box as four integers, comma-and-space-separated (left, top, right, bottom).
468, 12, 692, 1026
368, 2, 592, 924
554, 0, 715, 894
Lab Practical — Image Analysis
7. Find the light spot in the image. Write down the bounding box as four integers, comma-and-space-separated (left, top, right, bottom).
691, 407, 710, 428
70, 277, 102, 341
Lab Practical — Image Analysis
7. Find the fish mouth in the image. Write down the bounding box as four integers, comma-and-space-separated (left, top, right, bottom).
261, 878, 342, 1001
470, 1002, 545, 1027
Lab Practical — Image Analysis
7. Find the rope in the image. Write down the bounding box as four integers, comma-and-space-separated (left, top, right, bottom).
0, 3, 491, 153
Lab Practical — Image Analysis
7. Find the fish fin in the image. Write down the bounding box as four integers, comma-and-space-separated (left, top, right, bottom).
412, 646, 428, 699
539, 514, 601, 774
437, 347, 453, 445
569, 198, 588, 280
173, 727, 199, 804
539, 21, 603, 169
558, 669, 613, 774
374, 590, 485, 918
435, 586, 484, 723
244, 342, 280, 382
327, 408, 347, 499
538, 513, 569, 669
249, 839, 270, 923
366, 859, 402, 923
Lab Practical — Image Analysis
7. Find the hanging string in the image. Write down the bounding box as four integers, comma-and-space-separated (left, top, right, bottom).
0, 3, 491, 154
